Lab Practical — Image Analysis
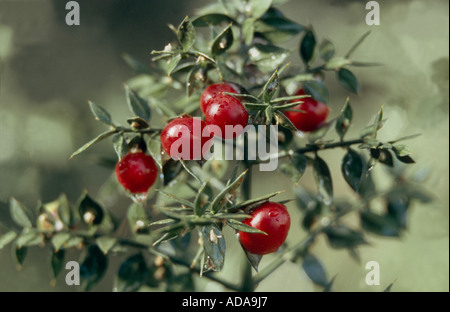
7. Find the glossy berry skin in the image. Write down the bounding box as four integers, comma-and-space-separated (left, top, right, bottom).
115, 152, 158, 194
160, 116, 212, 160
200, 83, 239, 114
238, 202, 291, 255
204, 94, 249, 139
284, 89, 329, 132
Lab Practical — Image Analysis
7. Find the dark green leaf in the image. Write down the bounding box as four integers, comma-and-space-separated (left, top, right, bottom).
167, 54, 182, 76
192, 14, 237, 27
303, 80, 329, 105
384, 282, 395, 292
115, 253, 149, 292
70, 130, 117, 159
162, 159, 183, 186
313, 156, 333, 205
178, 16, 196, 51
302, 202, 322, 231
261, 70, 279, 103
302, 253, 328, 287
15, 246, 27, 266
78, 192, 104, 226
341, 148, 365, 192
194, 181, 210, 217
300, 29, 316, 65
323, 225, 367, 249
335, 97, 353, 141
125, 86, 151, 122
235, 191, 284, 211
80, 245, 108, 291
211, 23, 234, 56
211, 170, 247, 213
227, 219, 267, 234
255, 8, 304, 44
387, 194, 410, 229
88, 101, 112, 125
0, 231, 17, 250
9, 198, 32, 228
51, 249, 66, 279
360, 210, 401, 237
242, 247, 263, 272
337, 68, 360, 94
127, 203, 151, 235
279, 153, 308, 183
201, 224, 226, 272
275, 111, 298, 131
319, 39, 335, 62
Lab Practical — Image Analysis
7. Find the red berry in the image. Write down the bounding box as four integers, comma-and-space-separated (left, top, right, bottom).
285, 89, 329, 132
160, 116, 212, 160
238, 202, 291, 255
115, 152, 158, 194
204, 94, 249, 139
200, 83, 239, 114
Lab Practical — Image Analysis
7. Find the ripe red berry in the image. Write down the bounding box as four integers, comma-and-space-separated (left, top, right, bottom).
115, 152, 158, 194
204, 94, 249, 139
285, 88, 329, 132
160, 116, 212, 160
200, 83, 239, 114
238, 202, 291, 255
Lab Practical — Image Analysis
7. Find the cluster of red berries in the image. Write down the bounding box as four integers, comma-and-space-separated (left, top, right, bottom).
114, 83, 328, 255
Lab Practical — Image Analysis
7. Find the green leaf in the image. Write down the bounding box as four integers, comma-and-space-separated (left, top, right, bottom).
96, 237, 117, 255
300, 28, 316, 65
80, 245, 108, 291
112, 134, 128, 161
211, 170, 247, 214
392, 145, 415, 164
246, 0, 272, 19
211, 23, 234, 56
275, 111, 298, 131
341, 148, 365, 192
0, 231, 17, 250
303, 80, 329, 105
178, 16, 196, 51
63, 236, 84, 249
242, 247, 263, 272
70, 129, 117, 159
9, 198, 32, 228
323, 225, 367, 249
115, 253, 151, 292
187, 62, 207, 97
51, 249, 66, 279
194, 181, 211, 217
260, 69, 279, 103
313, 156, 333, 205
201, 224, 226, 272
57, 193, 71, 227
279, 153, 308, 183
167, 54, 182, 76
192, 14, 237, 27
335, 97, 353, 141
242, 18, 255, 46
360, 210, 401, 237
319, 39, 335, 62
302, 253, 329, 287
78, 192, 104, 226
88, 101, 113, 126
372, 107, 383, 139
337, 68, 360, 94
157, 190, 194, 209
125, 86, 151, 122
127, 203, 151, 235
16, 229, 44, 248
52, 232, 71, 251
227, 219, 267, 234
308, 119, 335, 143
248, 44, 289, 73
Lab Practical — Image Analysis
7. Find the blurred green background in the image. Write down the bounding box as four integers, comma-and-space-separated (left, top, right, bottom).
0, 0, 448, 292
